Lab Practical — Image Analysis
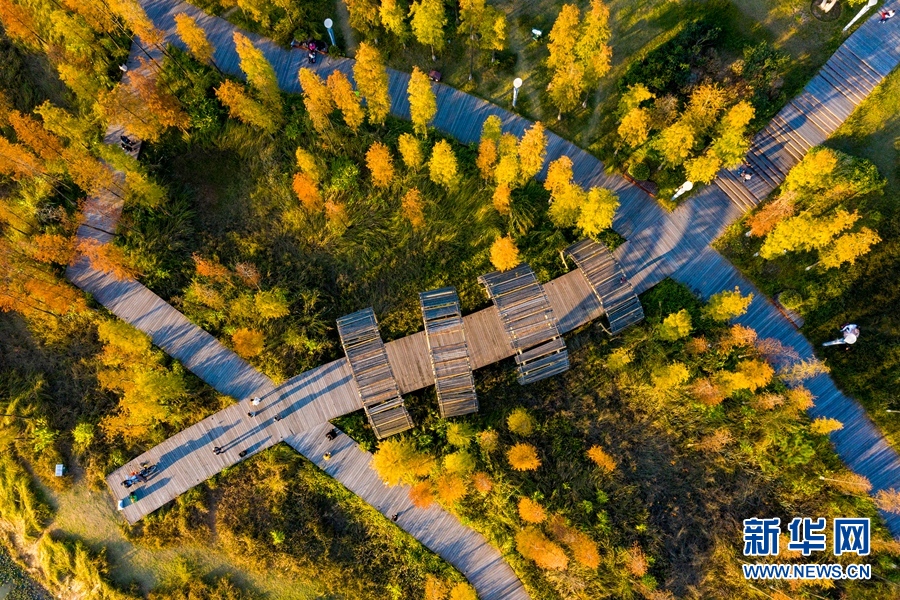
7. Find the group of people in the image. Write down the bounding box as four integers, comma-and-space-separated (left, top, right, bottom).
290, 38, 328, 64
120, 463, 156, 489
120, 135, 138, 153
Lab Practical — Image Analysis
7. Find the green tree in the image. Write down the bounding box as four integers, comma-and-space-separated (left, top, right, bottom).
409, 0, 446, 60
408, 66, 436, 136
354, 42, 392, 125
380, 0, 409, 42
703, 287, 753, 322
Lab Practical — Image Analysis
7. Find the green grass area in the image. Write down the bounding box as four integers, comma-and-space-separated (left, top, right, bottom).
341, 280, 900, 599
716, 67, 900, 450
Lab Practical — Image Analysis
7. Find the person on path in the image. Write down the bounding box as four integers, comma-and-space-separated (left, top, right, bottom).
326, 428, 338, 441
213, 446, 223, 455
323, 452, 332, 461
391, 513, 399, 522
247, 411, 256, 418
251, 397, 261, 406
880, 9, 895, 22
239, 450, 248, 458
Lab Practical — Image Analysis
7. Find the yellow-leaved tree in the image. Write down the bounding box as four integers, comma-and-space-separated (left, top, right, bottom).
326, 71, 365, 132
174, 12, 214, 65
298, 68, 334, 134
516, 528, 568, 570
366, 141, 395, 188
703, 287, 753, 322
233, 32, 281, 113
371, 437, 435, 485
576, 187, 618, 238
408, 66, 436, 136
354, 42, 392, 125
428, 139, 458, 188
398, 133, 424, 170
215, 80, 278, 133
490, 235, 519, 271
518, 122, 547, 183
409, 0, 446, 60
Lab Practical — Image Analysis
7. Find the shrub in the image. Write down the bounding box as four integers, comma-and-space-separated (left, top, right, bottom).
443, 451, 475, 475
371, 438, 436, 486
477, 430, 499, 454
779, 290, 803, 311
448, 582, 477, 600
515, 528, 568, 571
232, 328, 265, 357
409, 481, 435, 508
446, 422, 474, 447
658, 309, 691, 341
810, 418, 843, 435
490, 236, 520, 271
586, 445, 616, 473
471, 471, 493, 494
506, 408, 535, 436
518, 497, 547, 523
435, 473, 468, 504
507, 443, 541, 471
628, 161, 650, 181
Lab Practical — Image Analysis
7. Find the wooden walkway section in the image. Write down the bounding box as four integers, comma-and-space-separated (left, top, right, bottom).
479, 265, 569, 384
337, 308, 413, 438
565, 239, 644, 335
419, 288, 478, 418
672, 247, 900, 535
285, 424, 529, 600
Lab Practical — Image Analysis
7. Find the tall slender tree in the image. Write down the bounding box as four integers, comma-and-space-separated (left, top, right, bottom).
327, 71, 365, 132
353, 43, 392, 125
174, 13, 215, 67
409, 0, 446, 61
408, 67, 436, 136
380, 0, 409, 42
575, 0, 611, 105
233, 32, 281, 113
298, 68, 334, 134
215, 80, 278, 133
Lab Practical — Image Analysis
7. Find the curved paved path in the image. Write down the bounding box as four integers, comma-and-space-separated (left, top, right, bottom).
70, 0, 900, 595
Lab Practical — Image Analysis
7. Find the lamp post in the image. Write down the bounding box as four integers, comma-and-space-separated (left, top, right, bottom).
843, 0, 878, 32
671, 180, 693, 201
512, 77, 523, 108
324, 18, 336, 47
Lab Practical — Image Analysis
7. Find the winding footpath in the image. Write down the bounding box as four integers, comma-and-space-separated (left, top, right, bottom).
66, 0, 900, 596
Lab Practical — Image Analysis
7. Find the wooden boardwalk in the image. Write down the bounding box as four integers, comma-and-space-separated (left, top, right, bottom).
75, 1, 900, 589
285, 424, 529, 600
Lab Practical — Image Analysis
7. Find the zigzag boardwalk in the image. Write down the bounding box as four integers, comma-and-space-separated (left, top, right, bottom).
672, 248, 900, 534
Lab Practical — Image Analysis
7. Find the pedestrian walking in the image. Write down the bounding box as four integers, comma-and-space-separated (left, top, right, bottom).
323, 452, 332, 461
247, 411, 255, 418
880, 9, 895, 23
251, 397, 261, 406
239, 450, 248, 458
391, 513, 399, 522
325, 428, 338, 441
274, 415, 282, 421
213, 446, 222, 455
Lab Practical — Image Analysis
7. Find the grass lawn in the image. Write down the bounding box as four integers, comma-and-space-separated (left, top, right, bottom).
716, 66, 900, 450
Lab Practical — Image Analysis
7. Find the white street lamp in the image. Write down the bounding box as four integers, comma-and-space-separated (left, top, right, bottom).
843, 0, 878, 32
324, 18, 336, 47
512, 77, 523, 108
671, 180, 693, 200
